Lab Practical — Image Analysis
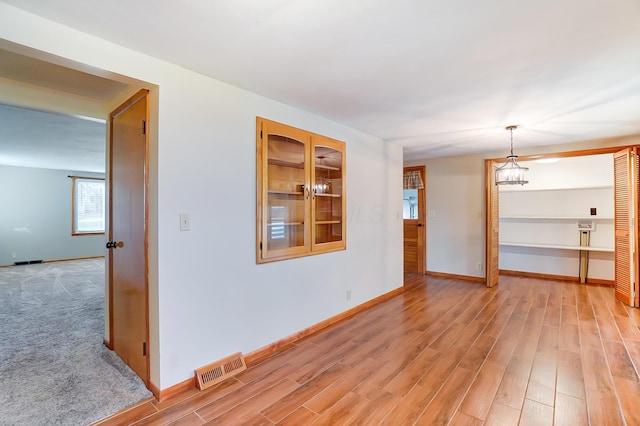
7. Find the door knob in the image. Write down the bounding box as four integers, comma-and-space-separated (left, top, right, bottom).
106, 241, 124, 249
417, 223, 424, 227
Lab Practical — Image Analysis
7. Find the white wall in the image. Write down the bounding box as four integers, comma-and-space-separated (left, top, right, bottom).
412, 155, 486, 277
0, 4, 403, 389
406, 136, 640, 279
0, 165, 105, 266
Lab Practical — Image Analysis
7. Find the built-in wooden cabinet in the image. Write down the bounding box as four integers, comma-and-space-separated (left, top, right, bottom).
256, 117, 346, 263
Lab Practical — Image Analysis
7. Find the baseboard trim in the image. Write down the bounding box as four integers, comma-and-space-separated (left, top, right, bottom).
425, 270, 485, 284
154, 377, 196, 402
91, 396, 156, 425
585, 277, 615, 286
44, 255, 105, 263
499, 269, 614, 286
1, 256, 105, 268
244, 286, 405, 366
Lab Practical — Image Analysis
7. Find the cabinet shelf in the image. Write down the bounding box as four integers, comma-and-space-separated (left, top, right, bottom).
268, 190, 304, 195
315, 164, 341, 171
316, 220, 341, 225
315, 193, 341, 198
267, 222, 304, 227
499, 242, 613, 252
268, 158, 304, 169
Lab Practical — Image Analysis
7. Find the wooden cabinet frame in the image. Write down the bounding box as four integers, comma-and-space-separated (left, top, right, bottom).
256, 117, 346, 263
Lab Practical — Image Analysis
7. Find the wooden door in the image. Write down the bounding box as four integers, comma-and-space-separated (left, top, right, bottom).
108, 90, 149, 383
486, 160, 499, 287
403, 166, 426, 273
613, 148, 637, 306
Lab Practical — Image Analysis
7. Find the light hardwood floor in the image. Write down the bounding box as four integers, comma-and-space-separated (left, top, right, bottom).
95, 274, 640, 425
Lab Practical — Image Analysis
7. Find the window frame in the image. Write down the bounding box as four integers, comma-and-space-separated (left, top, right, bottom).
71, 176, 106, 236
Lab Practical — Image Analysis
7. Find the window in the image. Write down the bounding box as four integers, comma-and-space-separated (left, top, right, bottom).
72, 177, 105, 235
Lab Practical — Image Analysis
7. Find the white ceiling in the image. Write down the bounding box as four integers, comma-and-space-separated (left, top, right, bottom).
0, 47, 130, 173
2, 0, 640, 163
0, 103, 106, 173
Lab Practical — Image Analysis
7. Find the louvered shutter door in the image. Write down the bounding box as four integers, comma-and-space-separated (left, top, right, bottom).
614, 149, 634, 306
486, 160, 500, 288
635, 148, 639, 307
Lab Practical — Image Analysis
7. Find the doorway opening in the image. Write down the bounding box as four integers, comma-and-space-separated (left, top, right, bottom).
485, 145, 639, 307
403, 166, 426, 274
0, 42, 157, 404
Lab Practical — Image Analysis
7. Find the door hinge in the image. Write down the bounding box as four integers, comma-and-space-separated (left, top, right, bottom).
260, 130, 263, 139
260, 241, 263, 250
142, 341, 147, 356
142, 120, 146, 135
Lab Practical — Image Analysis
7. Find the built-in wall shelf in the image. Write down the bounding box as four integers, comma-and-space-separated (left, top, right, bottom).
500, 216, 613, 220
499, 178, 614, 281
499, 242, 614, 252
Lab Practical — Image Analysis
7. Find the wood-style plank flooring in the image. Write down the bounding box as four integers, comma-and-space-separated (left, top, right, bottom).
95, 274, 640, 425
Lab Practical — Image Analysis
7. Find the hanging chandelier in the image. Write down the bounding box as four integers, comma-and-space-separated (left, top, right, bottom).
495, 125, 528, 185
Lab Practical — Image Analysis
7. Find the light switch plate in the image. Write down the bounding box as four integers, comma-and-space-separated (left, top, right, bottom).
180, 213, 190, 231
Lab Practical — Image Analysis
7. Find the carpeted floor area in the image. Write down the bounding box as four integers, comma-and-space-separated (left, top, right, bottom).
0, 259, 152, 425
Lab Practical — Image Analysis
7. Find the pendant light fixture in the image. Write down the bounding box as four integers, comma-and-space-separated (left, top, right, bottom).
495, 125, 528, 185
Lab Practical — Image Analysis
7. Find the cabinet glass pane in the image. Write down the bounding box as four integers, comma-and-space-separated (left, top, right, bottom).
314, 145, 343, 244
267, 135, 306, 250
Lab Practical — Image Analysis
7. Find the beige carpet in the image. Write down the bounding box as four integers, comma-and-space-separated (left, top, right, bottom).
0, 259, 152, 425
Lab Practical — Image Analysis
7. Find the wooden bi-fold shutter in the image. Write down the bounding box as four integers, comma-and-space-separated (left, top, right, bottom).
613, 148, 638, 306
486, 160, 499, 288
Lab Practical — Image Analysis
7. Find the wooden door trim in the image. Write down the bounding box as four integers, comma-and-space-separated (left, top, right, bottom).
108, 88, 150, 383
486, 145, 638, 163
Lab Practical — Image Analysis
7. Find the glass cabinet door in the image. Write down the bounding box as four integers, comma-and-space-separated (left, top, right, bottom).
312, 141, 345, 248
265, 133, 309, 254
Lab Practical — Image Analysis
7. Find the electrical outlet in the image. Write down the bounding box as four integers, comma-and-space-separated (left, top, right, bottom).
476, 262, 483, 271
11, 252, 16, 259
347, 290, 351, 301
